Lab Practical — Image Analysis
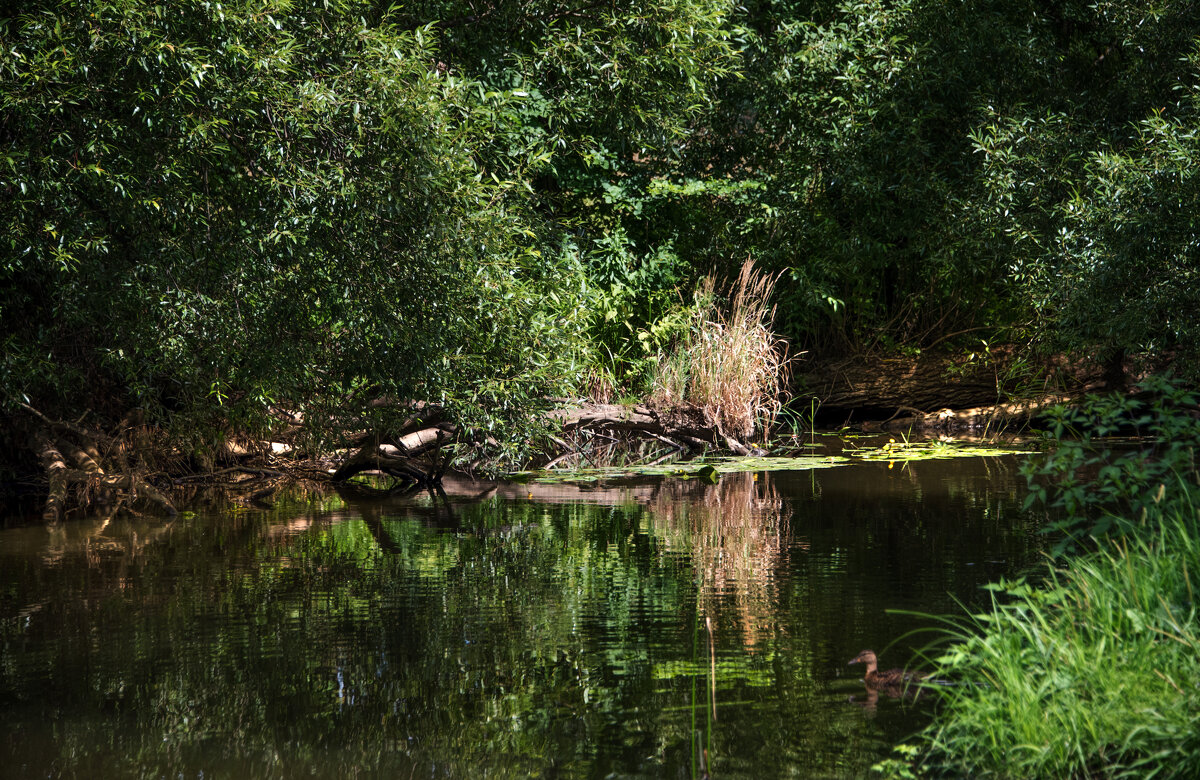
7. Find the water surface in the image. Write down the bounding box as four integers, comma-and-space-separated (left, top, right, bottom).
1, 452, 1042, 777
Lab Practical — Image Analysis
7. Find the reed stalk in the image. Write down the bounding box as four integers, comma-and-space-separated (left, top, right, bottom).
651, 260, 792, 442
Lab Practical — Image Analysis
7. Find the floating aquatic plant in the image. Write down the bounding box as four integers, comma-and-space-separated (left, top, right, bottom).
850, 439, 1035, 462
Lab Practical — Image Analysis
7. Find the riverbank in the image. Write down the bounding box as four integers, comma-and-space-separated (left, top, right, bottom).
918, 506, 1200, 778
0, 348, 1179, 530
885, 378, 1200, 778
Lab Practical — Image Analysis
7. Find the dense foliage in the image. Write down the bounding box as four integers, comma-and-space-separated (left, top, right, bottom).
0, 0, 603, 447
909, 379, 1200, 778
1023, 375, 1200, 551
4, 0, 1200, 462
636, 0, 1200, 360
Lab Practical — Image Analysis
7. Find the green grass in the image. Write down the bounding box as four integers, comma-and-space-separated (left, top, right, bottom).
914, 500, 1200, 778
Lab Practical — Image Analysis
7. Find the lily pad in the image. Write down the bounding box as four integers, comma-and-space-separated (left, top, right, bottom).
706, 455, 850, 472
848, 441, 1035, 462
508, 438, 1033, 484
512, 455, 851, 484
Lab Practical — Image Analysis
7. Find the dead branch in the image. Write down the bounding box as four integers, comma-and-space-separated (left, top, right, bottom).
331, 442, 441, 486
174, 466, 286, 483
21, 403, 113, 449
548, 402, 745, 454
29, 428, 70, 524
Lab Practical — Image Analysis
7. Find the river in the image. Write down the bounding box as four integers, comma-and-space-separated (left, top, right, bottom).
0, 442, 1043, 777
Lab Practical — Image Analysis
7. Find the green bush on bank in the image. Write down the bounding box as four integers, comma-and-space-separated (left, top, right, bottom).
899, 378, 1200, 778
0, 0, 578, 438
919, 507, 1200, 778
1022, 376, 1200, 554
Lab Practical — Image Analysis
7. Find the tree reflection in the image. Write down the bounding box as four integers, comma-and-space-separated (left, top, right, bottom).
648, 472, 796, 649
0, 458, 1041, 778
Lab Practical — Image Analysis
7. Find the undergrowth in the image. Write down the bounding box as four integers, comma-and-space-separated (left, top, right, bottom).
916, 506, 1200, 778
881, 376, 1200, 779
1022, 375, 1200, 554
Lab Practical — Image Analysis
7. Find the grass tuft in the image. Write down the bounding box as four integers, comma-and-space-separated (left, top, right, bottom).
918, 499, 1200, 779
651, 260, 793, 442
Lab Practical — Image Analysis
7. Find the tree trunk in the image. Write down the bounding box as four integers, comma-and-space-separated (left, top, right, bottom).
797, 354, 1003, 415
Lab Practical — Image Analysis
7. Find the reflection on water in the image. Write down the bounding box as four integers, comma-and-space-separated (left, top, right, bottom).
0, 455, 1041, 778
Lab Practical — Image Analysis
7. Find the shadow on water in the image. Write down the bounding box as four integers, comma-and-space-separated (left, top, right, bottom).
0, 454, 1043, 777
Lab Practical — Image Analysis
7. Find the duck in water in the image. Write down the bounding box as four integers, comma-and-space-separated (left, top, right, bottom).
848, 649, 926, 692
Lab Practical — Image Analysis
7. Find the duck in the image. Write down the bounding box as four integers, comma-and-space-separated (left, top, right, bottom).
847, 649, 926, 689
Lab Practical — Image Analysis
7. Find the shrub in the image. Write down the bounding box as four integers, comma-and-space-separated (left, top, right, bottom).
1022, 375, 1200, 552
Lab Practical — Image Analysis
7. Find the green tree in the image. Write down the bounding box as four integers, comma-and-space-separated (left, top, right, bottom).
600, 0, 1200, 369
394, 0, 743, 387
0, 0, 587, 448
964, 1, 1200, 376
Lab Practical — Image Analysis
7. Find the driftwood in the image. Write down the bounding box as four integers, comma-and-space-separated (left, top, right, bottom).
330, 425, 457, 486
23, 407, 177, 523
546, 402, 760, 461
874, 396, 1073, 433
797, 354, 1006, 414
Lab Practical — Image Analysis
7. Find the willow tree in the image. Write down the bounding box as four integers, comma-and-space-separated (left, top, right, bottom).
0, 0, 592, 516
578, 0, 1200, 378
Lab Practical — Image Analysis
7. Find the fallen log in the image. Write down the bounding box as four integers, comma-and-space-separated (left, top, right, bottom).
880, 396, 1074, 433
545, 401, 759, 461
27, 424, 177, 523
797, 354, 1004, 414
393, 424, 457, 456
797, 348, 1130, 423
331, 426, 454, 486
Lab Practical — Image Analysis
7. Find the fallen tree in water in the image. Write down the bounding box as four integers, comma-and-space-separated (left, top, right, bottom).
8, 344, 1152, 524
8, 399, 462, 523
330, 425, 457, 487
551, 402, 760, 454
6, 394, 769, 524
19, 405, 179, 523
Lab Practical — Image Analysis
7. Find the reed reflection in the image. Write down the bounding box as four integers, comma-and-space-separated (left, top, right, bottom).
648, 472, 798, 649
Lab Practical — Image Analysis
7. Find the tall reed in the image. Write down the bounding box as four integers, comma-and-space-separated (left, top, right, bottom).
651, 260, 792, 442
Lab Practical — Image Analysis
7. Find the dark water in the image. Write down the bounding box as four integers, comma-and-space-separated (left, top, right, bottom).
0, 451, 1043, 778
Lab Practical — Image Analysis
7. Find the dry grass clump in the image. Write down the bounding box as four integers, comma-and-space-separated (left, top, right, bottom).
651, 260, 793, 442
